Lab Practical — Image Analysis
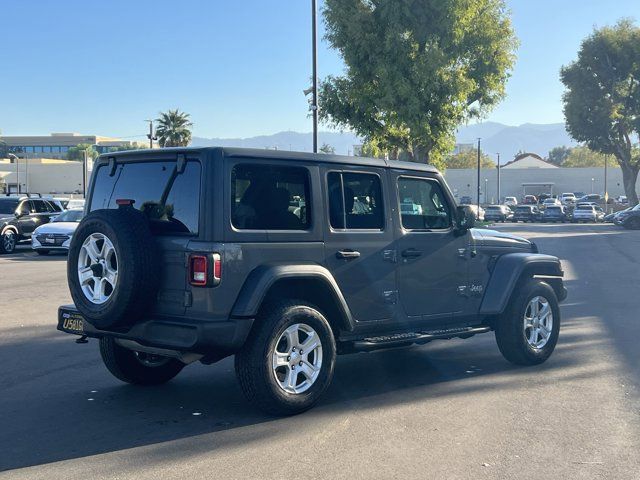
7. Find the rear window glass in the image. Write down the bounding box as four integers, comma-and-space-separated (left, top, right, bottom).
231, 164, 311, 230
90, 160, 201, 235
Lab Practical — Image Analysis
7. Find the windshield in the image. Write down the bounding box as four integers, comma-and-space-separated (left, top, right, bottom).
53, 210, 84, 222
0, 200, 19, 215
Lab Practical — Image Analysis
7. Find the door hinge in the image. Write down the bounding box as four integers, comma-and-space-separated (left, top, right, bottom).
383, 290, 398, 304
382, 249, 397, 263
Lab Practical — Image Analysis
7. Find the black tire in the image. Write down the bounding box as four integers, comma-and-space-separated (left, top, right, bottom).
37, 250, 50, 255
495, 279, 560, 366
0, 230, 17, 254
235, 300, 336, 416
67, 208, 160, 329
99, 337, 184, 385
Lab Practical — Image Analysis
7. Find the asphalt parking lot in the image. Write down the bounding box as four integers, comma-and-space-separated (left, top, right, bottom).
1, 223, 639, 479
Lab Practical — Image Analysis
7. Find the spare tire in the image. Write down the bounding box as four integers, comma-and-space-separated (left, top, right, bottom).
67, 207, 160, 330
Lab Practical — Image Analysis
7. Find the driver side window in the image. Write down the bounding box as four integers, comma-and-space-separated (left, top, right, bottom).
398, 177, 452, 230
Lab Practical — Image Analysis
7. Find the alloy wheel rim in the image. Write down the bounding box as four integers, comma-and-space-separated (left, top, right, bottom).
78, 233, 118, 304
3, 231, 15, 251
523, 296, 553, 349
272, 323, 323, 394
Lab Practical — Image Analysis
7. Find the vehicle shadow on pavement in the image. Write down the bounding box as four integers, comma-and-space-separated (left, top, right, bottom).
1, 245, 68, 262
0, 323, 584, 472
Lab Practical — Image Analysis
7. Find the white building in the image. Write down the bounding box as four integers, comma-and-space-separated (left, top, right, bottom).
0, 158, 89, 195
501, 153, 559, 169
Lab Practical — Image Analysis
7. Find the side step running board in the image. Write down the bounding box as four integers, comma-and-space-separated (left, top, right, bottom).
351, 326, 491, 351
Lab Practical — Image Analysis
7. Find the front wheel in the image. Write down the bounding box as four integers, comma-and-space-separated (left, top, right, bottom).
99, 337, 184, 385
0, 230, 17, 254
495, 279, 560, 366
235, 300, 336, 416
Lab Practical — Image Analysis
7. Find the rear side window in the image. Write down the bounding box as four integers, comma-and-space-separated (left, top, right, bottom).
32, 200, 49, 213
90, 160, 201, 235
397, 177, 451, 230
231, 164, 311, 230
328, 172, 384, 230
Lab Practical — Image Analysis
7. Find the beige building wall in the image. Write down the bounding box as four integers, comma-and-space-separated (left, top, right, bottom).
0, 158, 86, 195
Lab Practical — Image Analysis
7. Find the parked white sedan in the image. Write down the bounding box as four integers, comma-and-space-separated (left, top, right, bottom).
31, 208, 84, 255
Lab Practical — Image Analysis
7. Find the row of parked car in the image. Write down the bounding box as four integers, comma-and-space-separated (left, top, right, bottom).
480, 202, 640, 229
0, 194, 85, 254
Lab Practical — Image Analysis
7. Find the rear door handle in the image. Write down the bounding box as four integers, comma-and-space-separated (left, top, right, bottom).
401, 249, 422, 258
336, 249, 361, 260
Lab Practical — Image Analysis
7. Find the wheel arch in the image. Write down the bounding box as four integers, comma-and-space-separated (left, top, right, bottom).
480, 253, 566, 315
231, 264, 355, 335
1, 224, 19, 236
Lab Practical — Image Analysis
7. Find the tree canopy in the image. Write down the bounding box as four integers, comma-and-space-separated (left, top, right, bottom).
66, 144, 98, 161
319, 143, 336, 154
319, 0, 517, 170
155, 109, 193, 147
547, 146, 572, 166
561, 19, 640, 205
444, 149, 496, 169
562, 146, 612, 168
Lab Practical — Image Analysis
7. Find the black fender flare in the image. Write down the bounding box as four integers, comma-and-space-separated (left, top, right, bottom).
479, 253, 566, 315
230, 264, 355, 331
1, 224, 19, 236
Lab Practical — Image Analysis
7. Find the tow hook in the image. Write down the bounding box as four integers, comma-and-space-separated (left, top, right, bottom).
75, 335, 89, 344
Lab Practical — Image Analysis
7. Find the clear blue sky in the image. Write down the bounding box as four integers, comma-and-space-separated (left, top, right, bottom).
0, 0, 637, 139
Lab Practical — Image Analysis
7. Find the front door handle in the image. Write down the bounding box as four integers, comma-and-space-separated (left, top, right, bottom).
336, 249, 361, 260
401, 249, 422, 258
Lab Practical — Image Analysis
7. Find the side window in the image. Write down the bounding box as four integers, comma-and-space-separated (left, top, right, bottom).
47, 201, 62, 212
231, 164, 311, 230
328, 171, 384, 230
17, 201, 31, 215
32, 200, 48, 213
398, 177, 452, 230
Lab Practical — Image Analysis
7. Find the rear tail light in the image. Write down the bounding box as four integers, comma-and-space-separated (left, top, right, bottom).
188, 253, 221, 287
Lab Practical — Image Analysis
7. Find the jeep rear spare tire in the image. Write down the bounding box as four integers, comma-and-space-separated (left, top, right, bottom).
67, 208, 160, 329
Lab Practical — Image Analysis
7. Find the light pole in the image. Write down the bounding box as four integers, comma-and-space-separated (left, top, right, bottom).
476, 138, 481, 208
591, 177, 595, 194
496, 153, 500, 205
82, 149, 88, 198
7, 153, 19, 194
604, 155, 609, 210
145, 120, 157, 149
311, 0, 318, 153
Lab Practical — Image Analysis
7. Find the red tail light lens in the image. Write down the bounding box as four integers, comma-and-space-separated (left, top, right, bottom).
189, 255, 208, 286
188, 253, 221, 287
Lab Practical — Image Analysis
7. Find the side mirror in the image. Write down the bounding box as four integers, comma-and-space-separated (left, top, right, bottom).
456, 205, 476, 232
15, 210, 28, 218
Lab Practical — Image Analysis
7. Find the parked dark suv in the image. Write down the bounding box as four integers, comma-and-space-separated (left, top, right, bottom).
57, 148, 567, 415
0, 195, 62, 253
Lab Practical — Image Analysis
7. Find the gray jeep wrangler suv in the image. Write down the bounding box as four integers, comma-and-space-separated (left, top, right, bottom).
58, 147, 567, 415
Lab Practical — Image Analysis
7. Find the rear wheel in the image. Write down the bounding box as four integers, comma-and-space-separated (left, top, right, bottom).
0, 230, 17, 254
495, 279, 560, 366
99, 337, 184, 385
235, 300, 336, 416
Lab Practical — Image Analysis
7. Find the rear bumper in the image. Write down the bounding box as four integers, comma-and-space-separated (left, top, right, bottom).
57, 305, 253, 355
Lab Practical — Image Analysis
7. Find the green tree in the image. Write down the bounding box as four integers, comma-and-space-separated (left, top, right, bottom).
155, 109, 193, 147
562, 146, 614, 168
319, 0, 517, 170
66, 144, 98, 161
444, 149, 496, 169
319, 143, 336, 154
561, 19, 640, 205
547, 146, 572, 166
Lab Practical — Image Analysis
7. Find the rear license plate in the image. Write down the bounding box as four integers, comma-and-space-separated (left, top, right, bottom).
58, 310, 85, 335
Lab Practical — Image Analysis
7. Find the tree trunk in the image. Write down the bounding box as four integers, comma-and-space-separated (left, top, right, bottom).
620, 162, 640, 206
410, 143, 430, 164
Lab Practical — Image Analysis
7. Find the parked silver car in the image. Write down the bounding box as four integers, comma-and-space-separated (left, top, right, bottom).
31, 208, 84, 255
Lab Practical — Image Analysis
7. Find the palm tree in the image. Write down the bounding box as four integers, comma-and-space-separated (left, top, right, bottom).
155, 109, 193, 147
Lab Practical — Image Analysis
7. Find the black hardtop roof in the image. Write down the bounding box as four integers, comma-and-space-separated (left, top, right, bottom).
101, 146, 440, 174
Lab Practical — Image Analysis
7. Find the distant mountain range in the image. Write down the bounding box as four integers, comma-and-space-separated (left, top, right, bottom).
191, 122, 578, 164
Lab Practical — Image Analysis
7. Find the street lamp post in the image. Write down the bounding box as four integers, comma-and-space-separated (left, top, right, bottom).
311, 0, 318, 153
496, 153, 501, 204
591, 177, 595, 194
476, 138, 481, 209
484, 178, 489, 204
